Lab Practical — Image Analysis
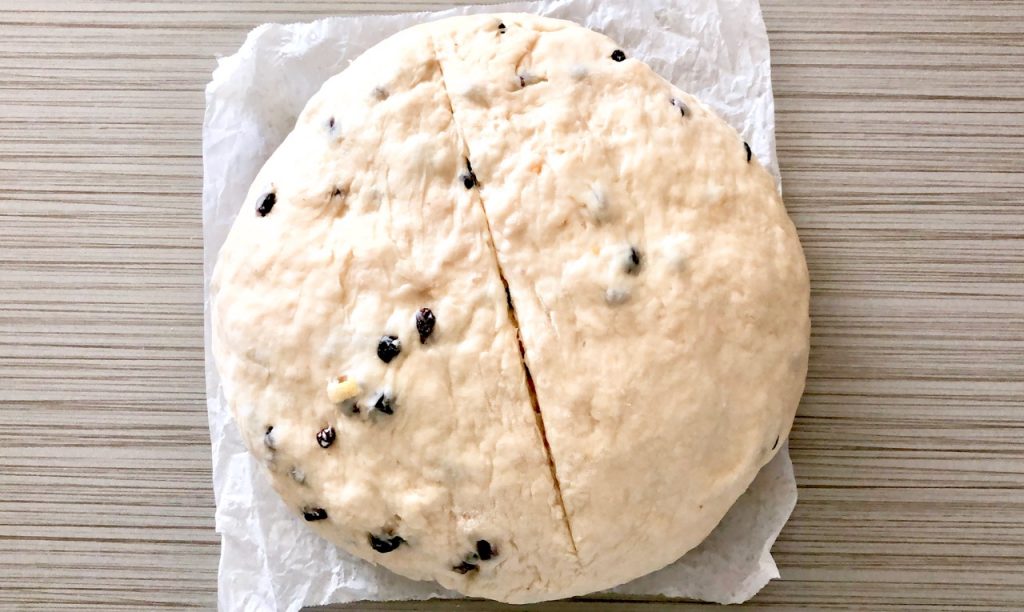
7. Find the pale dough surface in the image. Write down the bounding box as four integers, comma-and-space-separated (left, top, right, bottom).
211, 12, 809, 604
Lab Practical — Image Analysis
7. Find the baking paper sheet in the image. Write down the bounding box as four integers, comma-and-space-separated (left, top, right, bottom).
202, 1, 795, 609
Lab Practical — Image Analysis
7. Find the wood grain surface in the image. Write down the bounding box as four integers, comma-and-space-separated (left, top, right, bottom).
1, 0, 1022, 610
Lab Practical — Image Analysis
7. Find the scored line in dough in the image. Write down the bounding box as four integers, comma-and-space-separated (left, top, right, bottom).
431, 37, 579, 557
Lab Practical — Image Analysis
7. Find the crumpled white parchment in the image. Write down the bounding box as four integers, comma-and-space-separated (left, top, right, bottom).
201, 1, 795, 610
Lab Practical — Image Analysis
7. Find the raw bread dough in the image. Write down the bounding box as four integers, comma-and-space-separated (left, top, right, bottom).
211, 12, 809, 604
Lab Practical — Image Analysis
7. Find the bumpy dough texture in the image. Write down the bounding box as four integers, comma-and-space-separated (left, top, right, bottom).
212, 13, 809, 604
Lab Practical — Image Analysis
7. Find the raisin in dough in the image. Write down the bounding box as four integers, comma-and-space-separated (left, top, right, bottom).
212, 13, 810, 604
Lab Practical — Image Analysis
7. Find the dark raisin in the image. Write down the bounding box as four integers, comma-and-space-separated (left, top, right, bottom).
373, 392, 394, 416
368, 533, 404, 553
772, 435, 780, 450
257, 192, 276, 217
497, 22, 506, 33
744, 141, 752, 163
327, 116, 335, 129
453, 561, 479, 574
625, 246, 642, 275
461, 159, 478, 189
519, 74, 527, 88
303, 507, 328, 521
610, 49, 626, 62
415, 308, 436, 343
316, 426, 336, 448
671, 97, 688, 117
264, 426, 275, 449
377, 335, 401, 363
476, 539, 496, 561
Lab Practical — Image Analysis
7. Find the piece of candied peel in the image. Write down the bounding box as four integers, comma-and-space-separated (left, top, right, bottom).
326, 375, 361, 403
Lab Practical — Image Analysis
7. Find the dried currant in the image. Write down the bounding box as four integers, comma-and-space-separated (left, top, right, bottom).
373, 392, 394, 416
302, 507, 328, 521
257, 192, 276, 216
461, 159, 478, 189
377, 335, 401, 363
625, 246, 642, 275
670, 97, 688, 117
368, 533, 404, 553
453, 560, 479, 574
476, 539, 496, 561
316, 426, 335, 449
415, 308, 436, 343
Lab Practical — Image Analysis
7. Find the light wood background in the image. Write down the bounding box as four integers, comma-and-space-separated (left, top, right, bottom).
1, 0, 1022, 610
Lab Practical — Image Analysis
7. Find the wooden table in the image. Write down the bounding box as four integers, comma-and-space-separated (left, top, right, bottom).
2, 1, 1021, 609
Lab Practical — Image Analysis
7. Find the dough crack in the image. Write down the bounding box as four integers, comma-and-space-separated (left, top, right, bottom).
432, 38, 579, 557
504, 279, 579, 557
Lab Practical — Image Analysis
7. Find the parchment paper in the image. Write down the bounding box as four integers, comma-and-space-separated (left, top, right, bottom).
202, 1, 795, 610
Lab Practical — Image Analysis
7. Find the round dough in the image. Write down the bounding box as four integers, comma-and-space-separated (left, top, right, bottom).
211, 13, 809, 604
